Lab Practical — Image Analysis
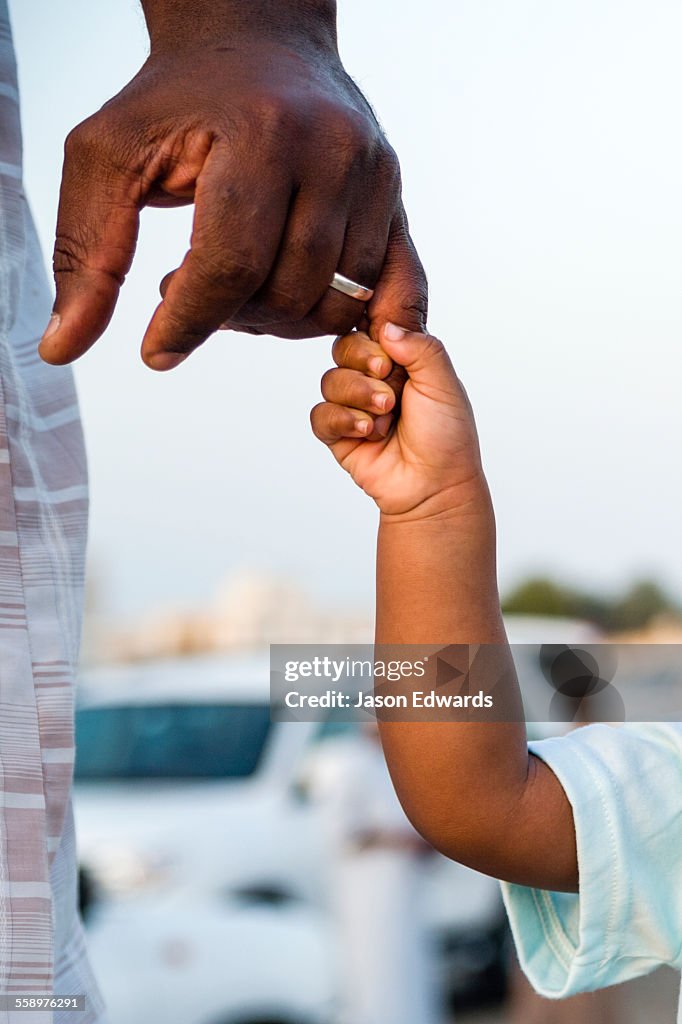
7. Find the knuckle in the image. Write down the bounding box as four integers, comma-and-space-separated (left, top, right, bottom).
360, 137, 401, 198
320, 368, 338, 398
380, 142, 402, 187
320, 103, 375, 159
262, 289, 311, 324
313, 306, 361, 339
296, 226, 338, 268
52, 230, 126, 288
410, 295, 429, 328
349, 248, 381, 291
63, 112, 140, 185
421, 334, 445, 363
155, 307, 207, 347
63, 120, 93, 159
64, 112, 112, 162
332, 334, 352, 366
310, 402, 331, 440
253, 92, 291, 137
329, 405, 345, 433
391, 290, 429, 331
342, 108, 374, 149
53, 233, 87, 276
332, 331, 369, 367
194, 251, 266, 295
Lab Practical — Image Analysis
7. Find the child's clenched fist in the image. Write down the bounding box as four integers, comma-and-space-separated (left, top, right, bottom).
311, 323, 485, 519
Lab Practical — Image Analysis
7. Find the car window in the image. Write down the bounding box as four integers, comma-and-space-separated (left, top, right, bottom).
74, 703, 270, 780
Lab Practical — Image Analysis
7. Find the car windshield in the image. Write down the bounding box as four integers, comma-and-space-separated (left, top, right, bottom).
74, 703, 271, 780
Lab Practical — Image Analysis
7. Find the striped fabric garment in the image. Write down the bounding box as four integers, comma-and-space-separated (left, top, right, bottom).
0, 5, 105, 1022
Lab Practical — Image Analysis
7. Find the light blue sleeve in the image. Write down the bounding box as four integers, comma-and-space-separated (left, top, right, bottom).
501, 723, 682, 999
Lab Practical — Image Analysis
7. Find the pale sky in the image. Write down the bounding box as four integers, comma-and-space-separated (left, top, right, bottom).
8, 0, 682, 618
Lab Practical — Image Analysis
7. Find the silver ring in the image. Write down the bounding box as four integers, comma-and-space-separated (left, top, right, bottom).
329, 272, 374, 302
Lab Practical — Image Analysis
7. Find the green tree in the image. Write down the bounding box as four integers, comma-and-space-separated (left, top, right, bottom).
606, 580, 678, 632
502, 577, 570, 618
502, 576, 679, 631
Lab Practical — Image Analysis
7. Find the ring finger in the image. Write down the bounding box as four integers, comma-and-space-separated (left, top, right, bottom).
304, 213, 390, 337
227, 185, 349, 329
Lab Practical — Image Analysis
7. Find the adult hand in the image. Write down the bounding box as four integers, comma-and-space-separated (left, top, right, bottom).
40, 0, 427, 370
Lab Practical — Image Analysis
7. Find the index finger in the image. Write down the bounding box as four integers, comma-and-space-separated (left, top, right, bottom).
141, 143, 293, 369
332, 331, 393, 378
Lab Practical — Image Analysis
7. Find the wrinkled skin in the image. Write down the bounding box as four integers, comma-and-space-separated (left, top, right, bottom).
41, 3, 427, 371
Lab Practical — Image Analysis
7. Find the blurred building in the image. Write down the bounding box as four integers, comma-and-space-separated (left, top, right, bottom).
83, 570, 373, 664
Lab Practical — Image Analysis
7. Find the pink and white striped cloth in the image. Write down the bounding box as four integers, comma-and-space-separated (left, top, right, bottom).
0, 5, 105, 1022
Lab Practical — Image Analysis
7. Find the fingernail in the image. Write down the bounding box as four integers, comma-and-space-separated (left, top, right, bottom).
373, 392, 390, 412
383, 322, 406, 342
376, 414, 394, 438
148, 351, 188, 371
42, 313, 61, 343
356, 419, 371, 435
369, 356, 388, 377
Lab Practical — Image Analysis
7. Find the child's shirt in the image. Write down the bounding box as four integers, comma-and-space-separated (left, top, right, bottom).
501, 723, 682, 1022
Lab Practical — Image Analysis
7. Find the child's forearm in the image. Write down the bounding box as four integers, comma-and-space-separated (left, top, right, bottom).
375, 481, 579, 892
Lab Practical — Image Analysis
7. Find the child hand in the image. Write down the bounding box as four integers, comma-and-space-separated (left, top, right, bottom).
311, 323, 486, 518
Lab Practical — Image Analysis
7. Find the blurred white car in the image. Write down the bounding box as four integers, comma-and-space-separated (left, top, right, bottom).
75, 654, 335, 1024
75, 653, 506, 1021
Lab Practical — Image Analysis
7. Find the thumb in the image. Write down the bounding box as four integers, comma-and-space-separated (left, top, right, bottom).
379, 322, 457, 392
39, 121, 141, 365
366, 207, 428, 402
